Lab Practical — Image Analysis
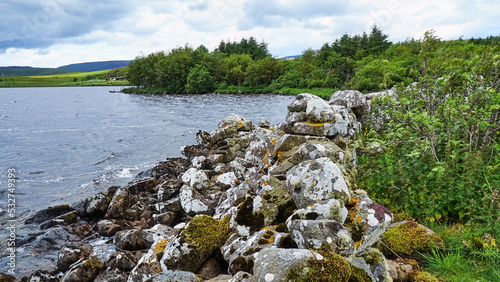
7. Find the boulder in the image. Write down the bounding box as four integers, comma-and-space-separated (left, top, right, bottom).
157, 180, 182, 201
215, 172, 238, 189
40, 210, 79, 230
380, 219, 444, 259
287, 93, 321, 112
181, 168, 210, 190
286, 111, 307, 124
103, 251, 137, 272
105, 188, 129, 219
286, 157, 351, 209
222, 230, 287, 274
306, 97, 335, 123
128, 238, 170, 282
179, 185, 214, 216
286, 198, 348, 224
114, 229, 147, 251
25, 205, 73, 224
57, 242, 93, 272
149, 271, 202, 282
60, 255, 102, 282
329, 90, 369, 118
142, 224, 175, 249
218, 113, 254, 132
161, 215, 231, 273
288, 219, 355, 257
126, 177, 158, 194
94, 269, 129, 282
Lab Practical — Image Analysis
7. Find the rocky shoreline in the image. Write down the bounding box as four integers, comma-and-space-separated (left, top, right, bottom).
1, 91, 443, 282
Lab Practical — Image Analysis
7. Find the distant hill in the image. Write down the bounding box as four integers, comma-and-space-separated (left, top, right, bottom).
57, 60, 131, 72
0, 66, 74, 77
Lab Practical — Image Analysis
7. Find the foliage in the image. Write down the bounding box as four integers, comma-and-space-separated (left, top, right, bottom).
359, 38, 500, 228
185, 64, 216, 94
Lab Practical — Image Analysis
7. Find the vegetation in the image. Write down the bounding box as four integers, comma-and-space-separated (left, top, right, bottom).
0, 68, 130, 87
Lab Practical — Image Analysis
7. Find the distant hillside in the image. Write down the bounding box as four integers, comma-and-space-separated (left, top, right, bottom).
0, 66, 74, 77
57, 60, 131, 72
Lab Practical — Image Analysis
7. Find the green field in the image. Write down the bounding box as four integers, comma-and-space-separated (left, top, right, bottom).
0, 70, 130, 88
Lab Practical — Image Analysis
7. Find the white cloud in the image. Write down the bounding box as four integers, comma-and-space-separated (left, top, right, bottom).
0, 0, 499, 67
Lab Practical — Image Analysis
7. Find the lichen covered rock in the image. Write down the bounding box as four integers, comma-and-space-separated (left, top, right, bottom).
286, 157, 351, 209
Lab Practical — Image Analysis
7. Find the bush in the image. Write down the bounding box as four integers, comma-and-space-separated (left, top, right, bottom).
185, 64, 217, 94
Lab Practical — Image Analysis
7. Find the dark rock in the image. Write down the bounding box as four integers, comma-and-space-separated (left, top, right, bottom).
31, 226, 82, 252
157, 179, 182, 201
25, 205, 73, 224
104, 251, 137, 272
25, 270, 58, 282
60, 255, 102, 282
57, 242, 93, 272
94, 269, 129, 282
147, 158, 191, 180
97, 219, 124, 237
126, 177, 158, 194
105, 188, 129, 219
40, 210, 79, 230
152, 212, 176, 226
114, 229, 147, 251
196, 130, 214, 149
198, 257, 225, 280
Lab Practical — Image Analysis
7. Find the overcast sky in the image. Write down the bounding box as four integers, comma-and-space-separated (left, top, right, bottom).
0, 0, 499, 68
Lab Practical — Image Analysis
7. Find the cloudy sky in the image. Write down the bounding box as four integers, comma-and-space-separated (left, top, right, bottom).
1, 0, 499, 68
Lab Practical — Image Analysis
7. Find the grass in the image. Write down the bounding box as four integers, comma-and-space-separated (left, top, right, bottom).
421, 222, 500, 281
0, 70, 131, 88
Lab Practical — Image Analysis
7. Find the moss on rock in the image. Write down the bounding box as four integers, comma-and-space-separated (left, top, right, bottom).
349, 264, 373, 282
182, 215, 231, 259
380, 220, 443, 257
286, 250, 352, 282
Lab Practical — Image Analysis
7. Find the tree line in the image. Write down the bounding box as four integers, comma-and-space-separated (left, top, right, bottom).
126, 26, 499, 95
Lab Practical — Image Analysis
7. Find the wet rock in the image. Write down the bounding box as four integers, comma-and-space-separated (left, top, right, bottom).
31, 226, 83, 252
288, 219, 355, 257
40, 210, 79, 230
306, 97, 335, 123
347, 194, 393, 255
60, 255, 102, 282
286, 157, 351, 209
114, 229, 147, 251
105, 188, 129, 219
25, 205, 73, 224
0, 273, 17, 282
96, 219, 124, 237
25, 270, 58, 282
57, 242, 93, 272
84, 192, 111, 217
161, 215, 231, 273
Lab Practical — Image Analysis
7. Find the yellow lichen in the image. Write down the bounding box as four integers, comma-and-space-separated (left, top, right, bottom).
154, 238, 169, 254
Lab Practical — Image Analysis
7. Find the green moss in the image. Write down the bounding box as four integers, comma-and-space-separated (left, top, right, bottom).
362, 248, 384, 265
348, 265, 373, 282
182, 215, 231, 258
412, 271, 442, 282
286, 250, 352, 282
380, 220, 444, 256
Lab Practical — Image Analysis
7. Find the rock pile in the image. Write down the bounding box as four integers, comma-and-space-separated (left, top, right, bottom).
1, 91, 442, 282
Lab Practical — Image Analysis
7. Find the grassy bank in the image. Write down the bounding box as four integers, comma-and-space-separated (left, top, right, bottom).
0, 70, 130, 87
122, 86, 337, 99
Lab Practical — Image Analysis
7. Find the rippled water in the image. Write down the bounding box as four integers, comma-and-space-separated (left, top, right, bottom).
0, 87, 295, 215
